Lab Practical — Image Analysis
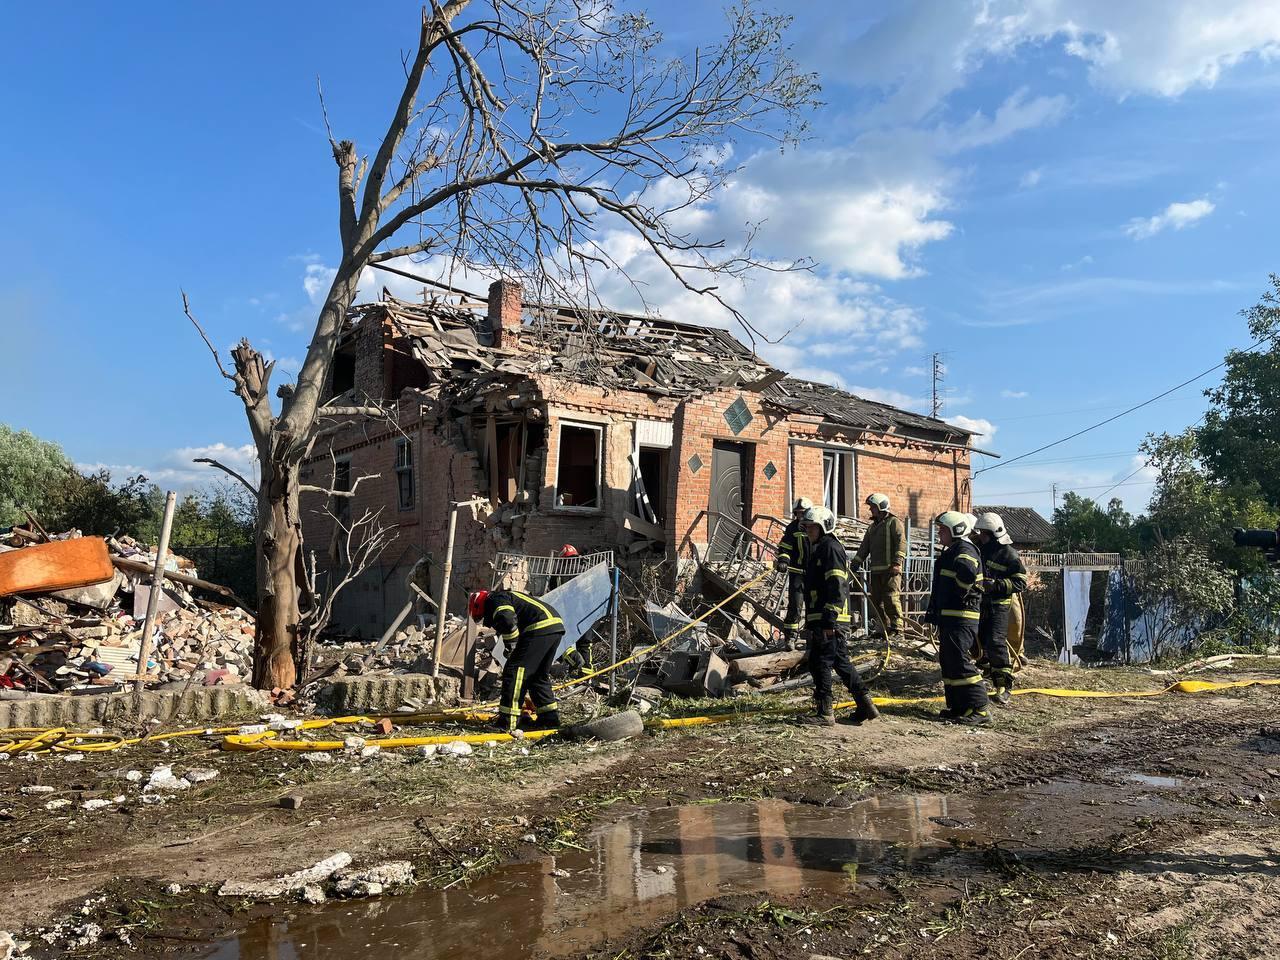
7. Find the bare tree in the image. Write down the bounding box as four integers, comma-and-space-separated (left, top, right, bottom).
188, 0, 819, 689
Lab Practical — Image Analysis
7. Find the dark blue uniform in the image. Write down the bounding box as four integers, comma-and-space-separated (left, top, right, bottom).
483, 590, 565, 731
926, 539, 989, 720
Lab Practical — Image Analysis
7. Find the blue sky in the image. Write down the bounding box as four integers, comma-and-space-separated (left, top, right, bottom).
2, 1, 1279, 519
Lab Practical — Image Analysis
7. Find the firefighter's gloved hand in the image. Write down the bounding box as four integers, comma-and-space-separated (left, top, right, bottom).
563, 648, 587, 675
774, 557, 788, 571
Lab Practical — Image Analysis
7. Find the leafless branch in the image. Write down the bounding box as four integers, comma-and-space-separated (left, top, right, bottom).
181, 290, 234, 382
193, 458, 257, 495
300, 472, 380, 498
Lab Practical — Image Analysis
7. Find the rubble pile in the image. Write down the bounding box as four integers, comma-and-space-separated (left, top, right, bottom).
1, 529, 255, 695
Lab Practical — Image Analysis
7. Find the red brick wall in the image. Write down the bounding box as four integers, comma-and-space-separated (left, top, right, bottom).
854, 442, 969, 527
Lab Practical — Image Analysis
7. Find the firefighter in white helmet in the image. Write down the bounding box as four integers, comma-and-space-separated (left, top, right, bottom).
973, 512, 1028, 706
853, 493, 905, 640
774, 497, 814, 650
925, 511, 991, 725
800, 505, 879, 726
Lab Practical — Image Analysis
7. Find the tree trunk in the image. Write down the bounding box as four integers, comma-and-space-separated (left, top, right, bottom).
253, 459, 304, 689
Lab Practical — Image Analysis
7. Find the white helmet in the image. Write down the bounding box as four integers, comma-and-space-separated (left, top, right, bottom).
935, 510, 975, 538
865, 493, 890, 512
974, 512, 1013, 545
793, 496, 813, 513
803, 505, 837, 535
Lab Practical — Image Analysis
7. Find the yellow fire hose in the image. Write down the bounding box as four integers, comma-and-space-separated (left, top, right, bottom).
4, 562, 1280, 756
4, 676, 1280, 756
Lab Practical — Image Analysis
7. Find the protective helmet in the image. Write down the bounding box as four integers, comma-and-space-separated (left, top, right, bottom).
803, 505, 837, 535
793, 497, 813, 513
865, 493, 890, 512
468, 589, 489, 622
558, 544, 579, 558
934, 510, 975, 538
974, 512, 1013, 545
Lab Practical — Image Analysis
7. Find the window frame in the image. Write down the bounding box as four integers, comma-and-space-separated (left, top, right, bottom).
553, 420, 605, 513
394, 439, 415, 512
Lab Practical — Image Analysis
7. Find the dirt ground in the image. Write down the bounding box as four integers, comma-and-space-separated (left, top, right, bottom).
3, 655, 1280, 959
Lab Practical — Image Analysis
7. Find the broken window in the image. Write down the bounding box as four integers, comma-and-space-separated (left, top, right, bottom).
330, 349, 356, 396
823, 450, 856, 518
395, 439, 414, 511
333, 459, 352, 526
555, 423, 602, 509
636, 446, 670, 525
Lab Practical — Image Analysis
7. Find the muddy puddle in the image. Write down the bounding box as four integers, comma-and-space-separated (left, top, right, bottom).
204, 795, 981, 960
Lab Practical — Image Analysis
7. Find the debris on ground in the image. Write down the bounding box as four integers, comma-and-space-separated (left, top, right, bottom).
218, 852, 353, 900
0, 528, 254, 695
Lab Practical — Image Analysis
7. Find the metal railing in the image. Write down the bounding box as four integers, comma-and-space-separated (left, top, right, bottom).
492, 549, 615, 594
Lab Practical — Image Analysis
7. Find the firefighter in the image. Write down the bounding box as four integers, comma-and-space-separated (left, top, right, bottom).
775, 497, 813, 650
925, 511, 991, 725
852, 493, 905, 640
801, 505, 880, 727
469, 588, 566, 732
973, 512, 1028, 706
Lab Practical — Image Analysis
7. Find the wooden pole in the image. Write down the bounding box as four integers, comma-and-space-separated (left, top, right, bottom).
135, 491, 177, 693
432, 502, 461, 679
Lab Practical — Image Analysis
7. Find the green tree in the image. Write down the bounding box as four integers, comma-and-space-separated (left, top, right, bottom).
1129, 538, 1235, 661
1197, 274, 1280, 507
0, 424, 76, 527
53, 471, 164, 540
1048, 491, 1138, 552
1141, 428, 1278, 572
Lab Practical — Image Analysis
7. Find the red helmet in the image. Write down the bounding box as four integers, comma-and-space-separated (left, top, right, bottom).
468, 590, 489, 622
558, 544, 579, 558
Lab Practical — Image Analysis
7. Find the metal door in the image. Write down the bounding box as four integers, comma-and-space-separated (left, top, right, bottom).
708, 441, 748, 559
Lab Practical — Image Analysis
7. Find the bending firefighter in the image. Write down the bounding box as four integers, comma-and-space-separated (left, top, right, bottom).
469, 588, 567, 732
775, 497, 813, 650
973, 512, 1028, 706
925, 511, 991, 726
801, 505, 879, 727
852, 493, 905, 640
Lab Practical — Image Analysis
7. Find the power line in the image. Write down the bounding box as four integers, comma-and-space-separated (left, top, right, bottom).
976, 479, 1156, 498
1095, 464, 1150, 502
973, 337, 1267, 478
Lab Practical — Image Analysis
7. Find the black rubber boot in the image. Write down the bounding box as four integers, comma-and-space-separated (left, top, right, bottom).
990, 671, 1013, 707
950, 707, 992, 727
531, 709, 561, 731
849, 690, 880, 725
803, 695, 836, 726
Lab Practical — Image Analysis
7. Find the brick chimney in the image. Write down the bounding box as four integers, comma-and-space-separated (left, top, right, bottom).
487, 279, 523, 350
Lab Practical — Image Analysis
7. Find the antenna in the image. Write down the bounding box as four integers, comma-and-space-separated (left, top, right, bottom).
930, 352, 946, 418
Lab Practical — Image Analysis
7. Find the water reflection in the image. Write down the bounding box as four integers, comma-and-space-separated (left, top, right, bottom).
207, 795, 970, 960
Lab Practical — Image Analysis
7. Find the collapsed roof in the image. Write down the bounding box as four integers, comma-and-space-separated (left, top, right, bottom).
345, 289, 975, 445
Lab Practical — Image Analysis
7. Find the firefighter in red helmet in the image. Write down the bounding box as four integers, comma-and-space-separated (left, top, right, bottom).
469, 588, 566, 732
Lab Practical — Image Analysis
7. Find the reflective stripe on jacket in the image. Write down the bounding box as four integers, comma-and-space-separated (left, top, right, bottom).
804, 532, 852, 628
854, 513, 905, 572
777, 518, 810, 574
928, 539, 984, 622
979, 540, 1029, 607
484, 590, 565, 643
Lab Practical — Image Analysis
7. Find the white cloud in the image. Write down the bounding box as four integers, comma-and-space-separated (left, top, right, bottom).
903, 365, 930, 377
1019, 167, 1043, 189
1060, 254, 1094, 271
1124, 198, 1216, 239
78, 442, 259, 491
946, 414, 997, 438
941, 90, 1069, 152
840, 1, 1280, 116
1000, 389, 1029, 399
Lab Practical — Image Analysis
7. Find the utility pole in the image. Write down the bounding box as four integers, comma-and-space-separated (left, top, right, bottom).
1051, 482, 1059, 513
931, 352, 946, 418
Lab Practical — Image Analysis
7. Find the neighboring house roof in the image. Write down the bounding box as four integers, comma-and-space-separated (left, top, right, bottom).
973, 505, 1055, 544
347, 291, 976, 445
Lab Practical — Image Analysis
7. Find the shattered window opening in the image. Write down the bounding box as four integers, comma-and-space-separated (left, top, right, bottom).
334, 459, 352, 526
636, 446, 670, 525
329, 348, 356, 397
555, 423, 603, 511
822, 450, 857, 519
395, 439, 415, 511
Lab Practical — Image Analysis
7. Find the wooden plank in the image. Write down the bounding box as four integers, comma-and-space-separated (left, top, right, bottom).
623, 512, 666, 543
728, 649, 805, 680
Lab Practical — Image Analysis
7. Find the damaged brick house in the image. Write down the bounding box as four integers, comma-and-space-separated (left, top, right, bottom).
301, 278, 981, 635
